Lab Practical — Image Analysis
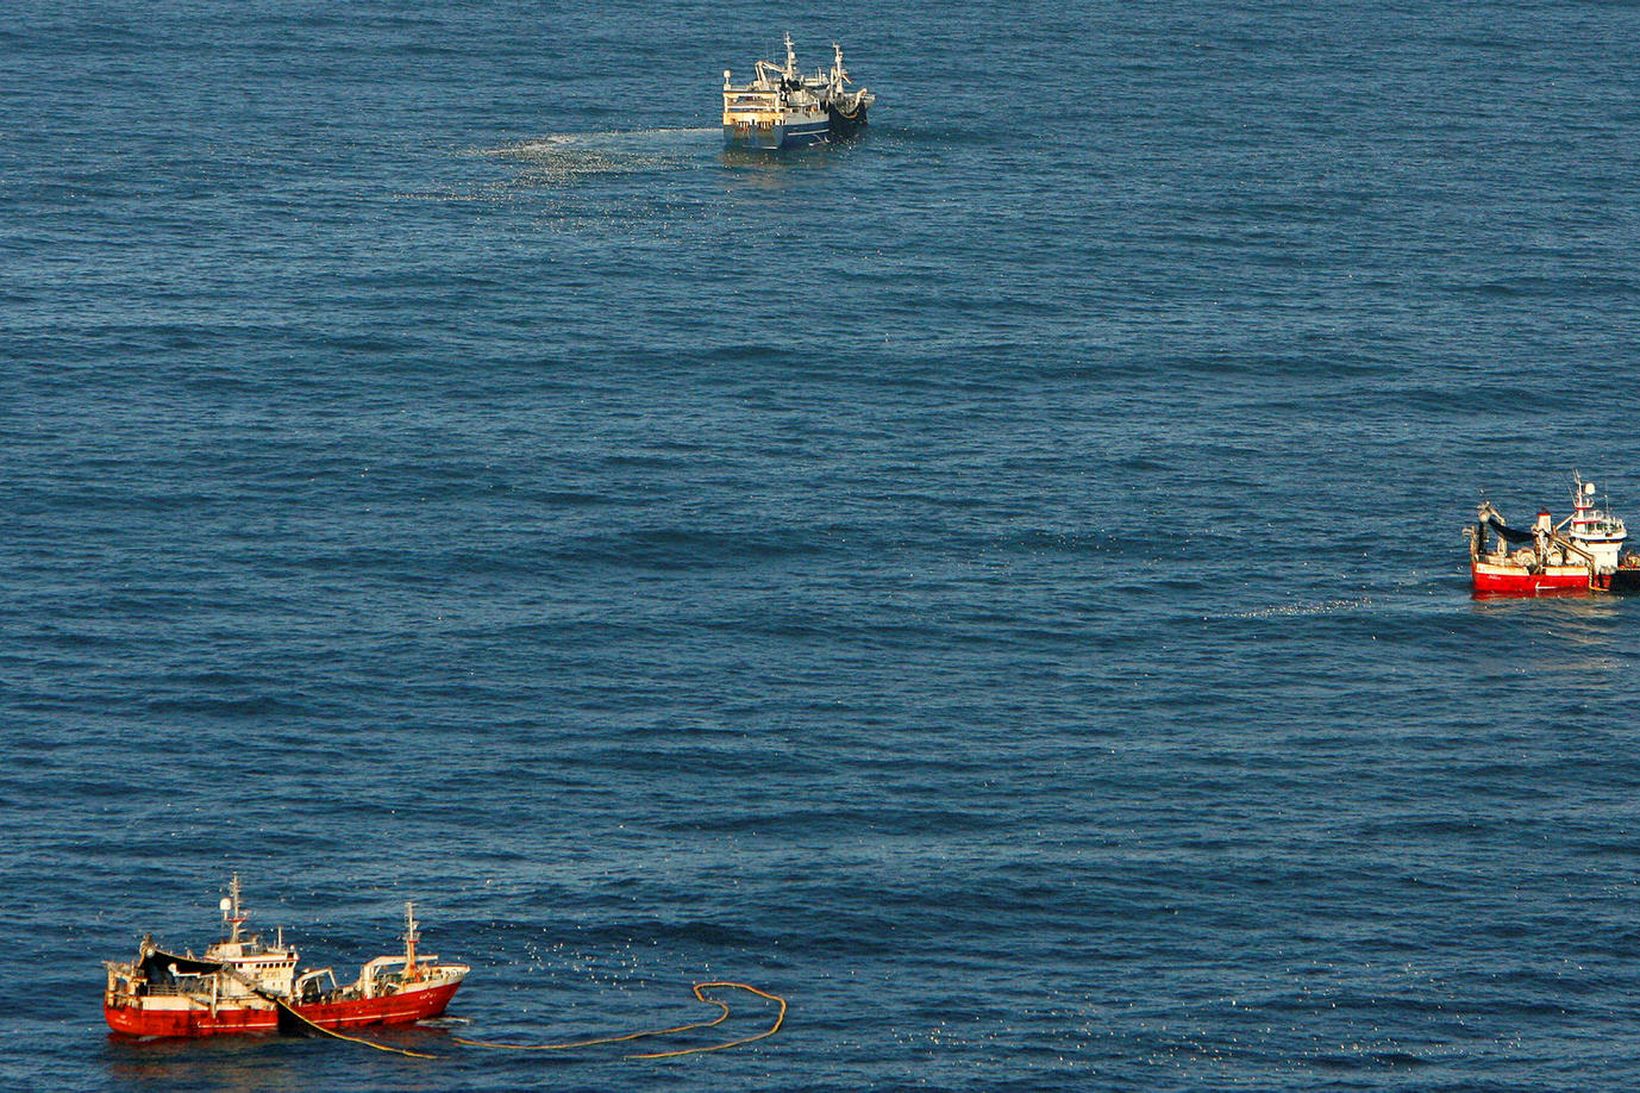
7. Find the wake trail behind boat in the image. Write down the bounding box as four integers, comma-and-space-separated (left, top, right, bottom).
477, 128, 721, 159
1212, 596, 1375, 621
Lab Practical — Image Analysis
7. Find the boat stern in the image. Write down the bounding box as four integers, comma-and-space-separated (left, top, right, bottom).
723, 121, 830, 150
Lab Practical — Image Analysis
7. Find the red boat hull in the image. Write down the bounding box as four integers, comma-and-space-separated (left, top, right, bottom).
1471, 563, 1591, 597
1470, 562, 1640, 596
105, 980, 461, 1039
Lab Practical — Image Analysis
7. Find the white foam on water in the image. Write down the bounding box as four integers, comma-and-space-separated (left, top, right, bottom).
473, 127, 719, 159
1214, 596, 1375, 621
406, 127, 724, 202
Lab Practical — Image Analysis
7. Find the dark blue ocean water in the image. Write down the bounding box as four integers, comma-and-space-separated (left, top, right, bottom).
5, 1, 1640, 1088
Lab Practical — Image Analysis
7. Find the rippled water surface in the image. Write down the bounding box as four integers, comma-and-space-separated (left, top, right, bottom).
5, 2, 1640, 1089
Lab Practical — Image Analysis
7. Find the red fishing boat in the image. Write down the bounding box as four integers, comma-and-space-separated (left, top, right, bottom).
1466, 474, 1640, 596
104, 875, 468, 1038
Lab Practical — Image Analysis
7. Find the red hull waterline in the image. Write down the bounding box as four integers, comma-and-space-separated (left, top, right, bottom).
1470, 564, 1640, 597
1470, 564, 1593, 597
105, 979, 461, 1038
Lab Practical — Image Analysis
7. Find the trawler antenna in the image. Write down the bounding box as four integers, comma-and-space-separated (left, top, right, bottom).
784, 32, 796, 78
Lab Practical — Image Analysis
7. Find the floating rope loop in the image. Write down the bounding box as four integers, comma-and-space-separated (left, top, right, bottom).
451, 981, 785, 1060
627, 981, 787, 1059
450, 989, 731, 1052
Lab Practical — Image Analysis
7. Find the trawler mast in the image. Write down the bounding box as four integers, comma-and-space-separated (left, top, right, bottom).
221, 873, 246, 943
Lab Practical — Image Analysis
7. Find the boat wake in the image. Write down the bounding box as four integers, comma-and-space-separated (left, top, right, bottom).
477, 127, 720, 159
397, 128, 720, 202
472, 128, 721, 181
1214, 596, 1375, 620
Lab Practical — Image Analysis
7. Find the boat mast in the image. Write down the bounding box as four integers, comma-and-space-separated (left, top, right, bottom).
403, 901, 421, 980
784, 32, 797, 80
221, 873, 246, 943
1568, 472, 1596, 533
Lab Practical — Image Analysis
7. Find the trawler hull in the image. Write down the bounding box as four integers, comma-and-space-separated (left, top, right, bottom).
723, 119, 833, 150
104, 978, 462, 1038
1471, 562, 1593, 597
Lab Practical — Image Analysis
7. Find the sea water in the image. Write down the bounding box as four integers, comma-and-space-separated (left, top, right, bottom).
4, 2, 1640, 1088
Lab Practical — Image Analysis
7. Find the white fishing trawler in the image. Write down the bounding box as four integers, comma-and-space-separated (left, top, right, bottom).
722, 34, 874, 150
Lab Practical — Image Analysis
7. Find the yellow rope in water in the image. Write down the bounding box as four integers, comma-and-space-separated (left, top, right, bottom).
235, 972, 785, 1062
627, 981, 787, 1060
450, 990, 731, 1051
451, 981, 785, 1060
